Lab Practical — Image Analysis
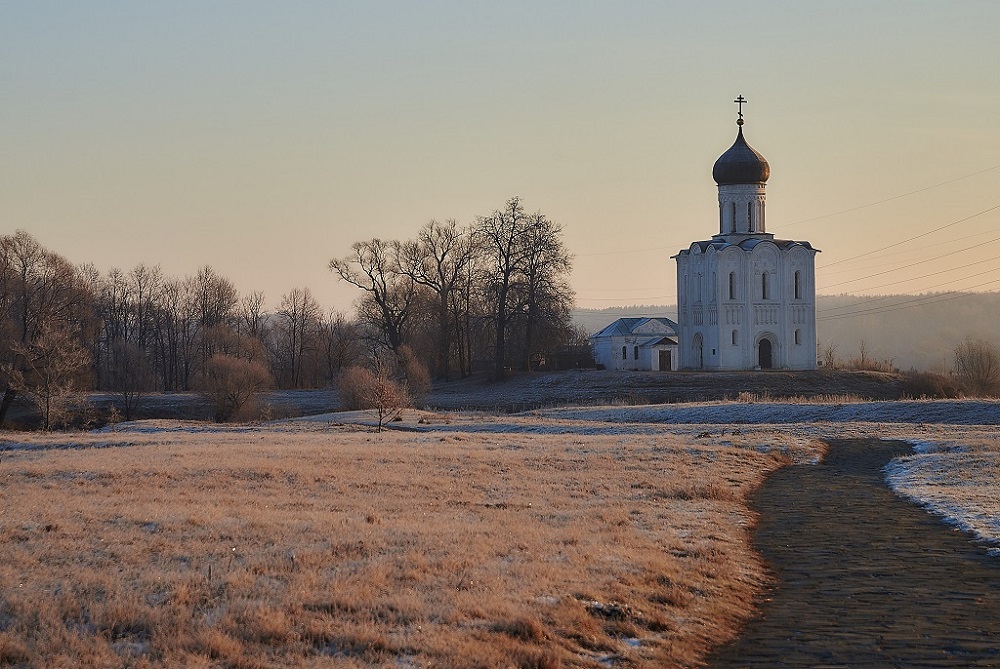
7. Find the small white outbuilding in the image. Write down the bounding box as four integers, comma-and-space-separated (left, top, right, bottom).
590, 317, 679, 371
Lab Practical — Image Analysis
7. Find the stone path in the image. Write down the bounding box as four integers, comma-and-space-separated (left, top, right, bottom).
707, 439, 1000, 668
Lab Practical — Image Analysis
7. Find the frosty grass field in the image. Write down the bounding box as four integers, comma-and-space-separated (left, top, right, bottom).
0, 397, 996, 667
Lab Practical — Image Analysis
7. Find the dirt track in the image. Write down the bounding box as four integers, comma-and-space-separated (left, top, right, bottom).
707, 439, 1000, 668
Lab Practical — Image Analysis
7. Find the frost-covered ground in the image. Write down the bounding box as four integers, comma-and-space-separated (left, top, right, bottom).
884, 439, 1000, 556
5, 397, 998, 555
297, 399, 1000, 554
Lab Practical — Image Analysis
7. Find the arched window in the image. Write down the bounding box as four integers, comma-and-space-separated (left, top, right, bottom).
794, 270, 802, 300
795, 329, 802, 345
731, 202, 737, 232
747, 201, 753, 228
633, 346, 639, 360
761, 272, 769, 300
732, 329, 738, 346
728, 272, 735, 300
622, 346, 627, 360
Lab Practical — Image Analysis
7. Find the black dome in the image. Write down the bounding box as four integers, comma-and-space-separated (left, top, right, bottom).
712, 126, 770, 185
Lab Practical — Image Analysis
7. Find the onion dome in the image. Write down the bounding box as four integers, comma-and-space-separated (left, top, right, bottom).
712, 126, 770, 185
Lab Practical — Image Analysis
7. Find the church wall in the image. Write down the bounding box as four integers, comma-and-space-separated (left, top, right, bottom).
676, 240, 817, 371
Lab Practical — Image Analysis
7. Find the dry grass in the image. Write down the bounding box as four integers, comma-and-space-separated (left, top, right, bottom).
0, 419, 820, 668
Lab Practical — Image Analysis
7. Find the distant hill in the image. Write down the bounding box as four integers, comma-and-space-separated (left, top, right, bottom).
573, 292, 1000, 372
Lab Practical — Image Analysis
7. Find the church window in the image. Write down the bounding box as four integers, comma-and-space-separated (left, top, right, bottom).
633, 346, 639, 361
732, 329, 738, 346
731, 202, 736, 232
795, 329, 802, 345
622, 346, 627, 360
728, 272, 735, 300
794, 271, 802, 300
747, 201, 753, 228
761, 272, 769, 299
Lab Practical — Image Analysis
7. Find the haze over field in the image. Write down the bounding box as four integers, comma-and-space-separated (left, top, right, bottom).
574, 292, 1000, 371
3, 3, 999, 315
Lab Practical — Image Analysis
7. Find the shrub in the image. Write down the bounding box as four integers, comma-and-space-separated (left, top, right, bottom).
337, 366, 377, 411
901, 370, 962, 399
954, 338, 1000, 397
198, 354, 273, 422
336, 362, 410, 432
397, 345, 431, 405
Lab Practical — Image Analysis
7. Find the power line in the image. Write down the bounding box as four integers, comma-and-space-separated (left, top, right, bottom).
833, 260, 1000, 295
820, 232, 1000, 290
773, 163, 1000, 230
577, 162, 1000, 258
817, 280, 1000, 321
820, 227, 1000, 276
818, 203, 1000, 269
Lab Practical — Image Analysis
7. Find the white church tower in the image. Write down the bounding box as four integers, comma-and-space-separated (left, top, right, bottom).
674, 97, 818, 370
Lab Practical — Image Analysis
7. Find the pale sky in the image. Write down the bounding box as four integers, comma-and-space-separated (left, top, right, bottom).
3, 2, 998, 316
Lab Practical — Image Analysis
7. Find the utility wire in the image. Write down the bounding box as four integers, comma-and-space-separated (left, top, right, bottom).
820, 232, 1000, 289
817, 279, 1000, 321
818, 203, 1000, 269
773, 163, 1000, 229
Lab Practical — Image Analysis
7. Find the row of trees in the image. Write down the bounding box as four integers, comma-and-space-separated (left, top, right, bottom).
0, 230, 367, 427
0, 197, 579, 427
331, 197, 578, 381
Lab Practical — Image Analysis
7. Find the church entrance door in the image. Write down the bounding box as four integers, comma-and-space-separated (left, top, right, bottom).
759, 339, 773, 369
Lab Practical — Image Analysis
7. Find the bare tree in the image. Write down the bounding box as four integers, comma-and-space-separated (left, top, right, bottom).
519, 211, 574, 371
330, 239, 418, 354
0, 231, 93, 425
822, 342, 838, 369
318, 310, 363, 383
475, 198, 574, 378
9, 325, 92, 430
475, 197, 535, 380
396, 220, 474, 380
274, 287, 322, 388
107, 340, 155, 421
954, 337, 1000, 397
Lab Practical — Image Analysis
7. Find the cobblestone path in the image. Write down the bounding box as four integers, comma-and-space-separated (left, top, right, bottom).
707, 439, 1000, 668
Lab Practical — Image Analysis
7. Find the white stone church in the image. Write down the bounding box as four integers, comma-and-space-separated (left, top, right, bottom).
673, 99, 818, 370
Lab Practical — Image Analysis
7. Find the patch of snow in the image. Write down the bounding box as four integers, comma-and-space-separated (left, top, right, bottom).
885, 450, 1000, 552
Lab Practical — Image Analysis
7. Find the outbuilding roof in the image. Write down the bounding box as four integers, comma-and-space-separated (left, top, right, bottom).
591, 317, 678, 339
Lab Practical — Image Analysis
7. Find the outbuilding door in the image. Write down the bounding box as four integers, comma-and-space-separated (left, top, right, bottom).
658, 350, 671, 371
